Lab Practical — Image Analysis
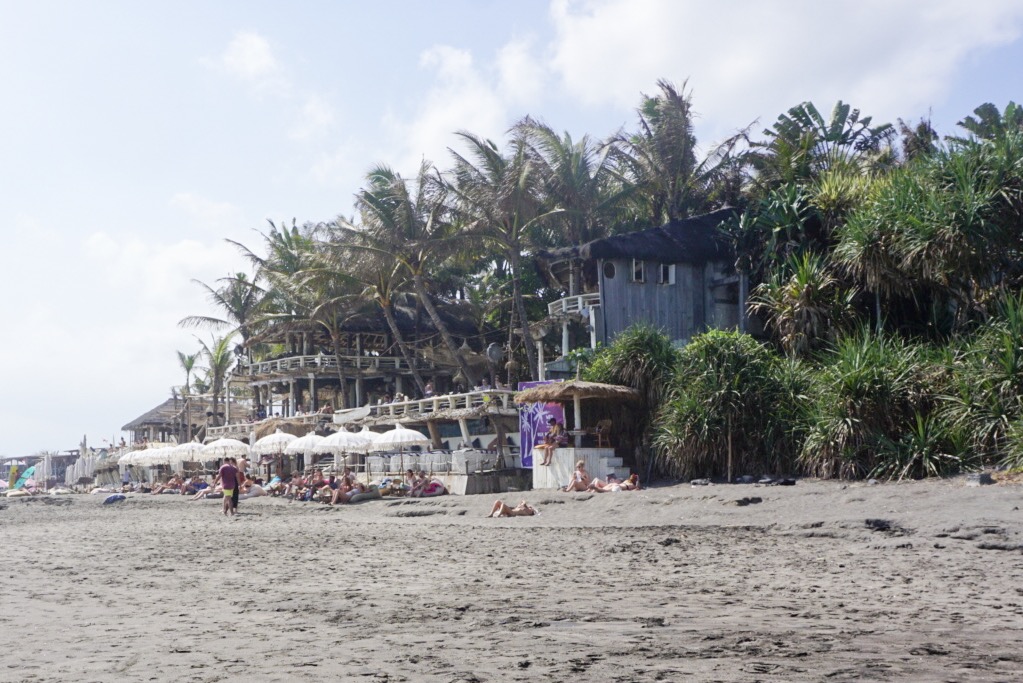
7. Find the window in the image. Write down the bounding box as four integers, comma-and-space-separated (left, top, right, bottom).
602, 262, 616, 279
631, 259, 645, 283
659, 263, 676, 285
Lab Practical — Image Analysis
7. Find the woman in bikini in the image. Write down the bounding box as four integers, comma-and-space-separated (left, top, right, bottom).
588, 473, 640, 492
563, 460, 591, 492
488, 499, 536, 517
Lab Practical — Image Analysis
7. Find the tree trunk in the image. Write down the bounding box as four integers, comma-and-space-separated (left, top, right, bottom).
329, 330, 351, 410
510, 252, 539, 381
379, 299, 428, 395
412, 273, 479, 387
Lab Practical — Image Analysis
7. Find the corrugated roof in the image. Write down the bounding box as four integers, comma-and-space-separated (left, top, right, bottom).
544, 207, 737, 264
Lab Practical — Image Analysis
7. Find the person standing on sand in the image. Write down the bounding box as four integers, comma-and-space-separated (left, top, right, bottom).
234, 455, 248, 513
214, 458, 239, 517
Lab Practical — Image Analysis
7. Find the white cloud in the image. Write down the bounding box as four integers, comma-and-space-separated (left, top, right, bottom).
546, 0, 1023, 144
203, 30, 289, 96
222, 31, 281, 83
383, 45, 520, 175
497, 37, 546, 106
288, 94, 336, 141
170, 192, 246, 234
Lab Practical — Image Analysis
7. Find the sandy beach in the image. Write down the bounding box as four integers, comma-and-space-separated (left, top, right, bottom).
2, 478, 1022, 682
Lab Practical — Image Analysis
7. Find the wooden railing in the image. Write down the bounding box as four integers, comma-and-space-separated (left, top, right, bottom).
203, 390, 518, 442
241, 353, 433, 376
548, 292, 600, 316
370, 389, 516, 421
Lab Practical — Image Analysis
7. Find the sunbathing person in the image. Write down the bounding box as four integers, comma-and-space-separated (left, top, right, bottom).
411, 472, 447, 497
151, 475, 183, 495
330, 476, 367, 505
191, 484, 224, 500
587, 473, 639, 492
239, 477, 266, 500
180, 476, 208, 495
563, 460, 591, 492
488, 499, 536, 517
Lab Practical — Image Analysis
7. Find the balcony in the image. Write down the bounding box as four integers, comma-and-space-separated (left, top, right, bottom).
547, 292, 600, 317
241, 353, 433, 378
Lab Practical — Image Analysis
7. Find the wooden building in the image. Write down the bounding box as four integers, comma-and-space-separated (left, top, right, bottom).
540, 208, 749, 361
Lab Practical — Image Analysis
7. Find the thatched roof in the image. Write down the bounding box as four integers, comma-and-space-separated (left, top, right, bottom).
248, 293, 487, 349
121, 396, 212, 431
514, 380, 641, 404
253, 418, 320, 440
542, 208, 737, 265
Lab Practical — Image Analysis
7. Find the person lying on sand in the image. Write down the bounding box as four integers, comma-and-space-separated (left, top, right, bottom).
239, 477, 266, 500
563, 460, 591, 492
489, 499, 536, 517
330, 476, 367, 505
180, 476, 208, 496
191, 484, 223, 500
151, 475, 183, 495
588, 473, 640, 492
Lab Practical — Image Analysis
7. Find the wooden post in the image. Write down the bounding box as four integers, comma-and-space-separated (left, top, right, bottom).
727, 417, 733, 483
426, 420, 442, 450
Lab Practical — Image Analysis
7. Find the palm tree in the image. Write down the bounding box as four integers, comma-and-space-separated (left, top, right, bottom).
342, 162, 480, 387
612, 79, 743, 225
314, 235, 429, 396
515, 116, 628, 294
179, 272, 264, 358
177, 351, 198, 394
448, 130, 559, 381
197, 334, 236, 426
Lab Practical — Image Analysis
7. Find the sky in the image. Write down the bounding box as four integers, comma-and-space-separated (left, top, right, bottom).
2, 0, 1022, 457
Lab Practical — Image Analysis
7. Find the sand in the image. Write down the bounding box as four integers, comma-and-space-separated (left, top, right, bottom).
1, 478, 1022, 682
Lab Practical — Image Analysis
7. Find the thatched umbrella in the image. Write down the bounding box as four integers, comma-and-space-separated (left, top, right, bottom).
320, 429, 375, 472
251, 429, 298, 456
201, 438, 250, 459
514, 380, 641, 446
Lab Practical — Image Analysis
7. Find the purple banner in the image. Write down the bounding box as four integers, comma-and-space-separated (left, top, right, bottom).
518, 381, 565, 468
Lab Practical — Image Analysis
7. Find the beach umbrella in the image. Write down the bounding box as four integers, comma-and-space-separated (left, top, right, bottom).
372, 424, 429, 476
174, 441, 205, 458
201, 438, 250, 459
320, 429, 375, 470
320, 429, 373, 454
284, 432, 327, 456
373, 424, 430, 451
14, 466, 36, 490
250, 429, 297, 456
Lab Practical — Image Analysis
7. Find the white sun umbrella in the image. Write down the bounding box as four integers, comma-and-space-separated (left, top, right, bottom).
285, 432, 326, 456
320, 429, 374, 471
250, 429, 298, 456
372, 424, 430, 450
373, 424, 430, 476
174, 441, 205, 459
201, 438, 250, 459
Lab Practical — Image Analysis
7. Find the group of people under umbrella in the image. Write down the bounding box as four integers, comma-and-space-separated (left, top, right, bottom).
200, 423, 431, 476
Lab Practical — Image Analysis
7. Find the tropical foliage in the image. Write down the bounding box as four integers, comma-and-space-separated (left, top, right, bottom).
175, 81, 1023, 480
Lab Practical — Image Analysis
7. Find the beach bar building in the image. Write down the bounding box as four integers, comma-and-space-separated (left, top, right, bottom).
539, 208, 748, 367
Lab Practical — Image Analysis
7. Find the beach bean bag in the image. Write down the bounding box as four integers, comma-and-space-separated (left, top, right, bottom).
419, 480, 447, 497
6, 489, 30, 498
348, 486, 382, 503
102, 494, 127, 505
